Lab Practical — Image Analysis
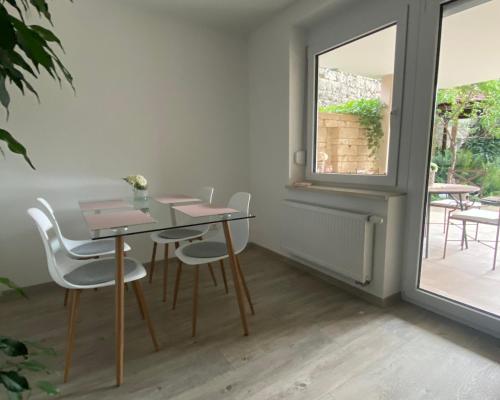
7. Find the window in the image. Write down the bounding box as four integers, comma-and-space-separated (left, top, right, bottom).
307, 23, 403, 185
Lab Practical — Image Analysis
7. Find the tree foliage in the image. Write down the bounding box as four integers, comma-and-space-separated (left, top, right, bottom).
434, 79, 500, 183
0, 0, 73, 168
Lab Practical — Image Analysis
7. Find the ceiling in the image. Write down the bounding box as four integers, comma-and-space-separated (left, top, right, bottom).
319, 0, 500, 88
319, 26, 397, 79
438, 0, 500, 88
135, 0, 299, 34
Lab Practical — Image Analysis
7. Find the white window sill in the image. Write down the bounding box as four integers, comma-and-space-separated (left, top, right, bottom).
285, 184, 406, 200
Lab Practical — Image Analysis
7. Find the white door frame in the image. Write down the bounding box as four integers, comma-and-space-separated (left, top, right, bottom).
401, 0, 500, 338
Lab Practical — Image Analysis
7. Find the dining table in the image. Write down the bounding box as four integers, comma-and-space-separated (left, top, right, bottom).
79, 195, 255, 386
425, 183, 480, 258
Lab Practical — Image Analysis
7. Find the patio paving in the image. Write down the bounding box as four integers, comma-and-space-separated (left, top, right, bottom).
420, 207, 500, 316
420, 209, 500, 315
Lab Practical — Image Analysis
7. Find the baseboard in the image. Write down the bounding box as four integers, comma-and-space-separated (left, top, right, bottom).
249, 242, 401, 308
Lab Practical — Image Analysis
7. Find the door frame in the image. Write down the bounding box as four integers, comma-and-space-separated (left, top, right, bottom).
401, 0, 500, 338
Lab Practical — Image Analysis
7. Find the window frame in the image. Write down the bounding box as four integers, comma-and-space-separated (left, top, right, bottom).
305, 9, 409, 187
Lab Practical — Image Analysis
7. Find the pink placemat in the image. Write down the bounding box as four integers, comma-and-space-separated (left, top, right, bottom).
173, 204, 238, 218
79, 199, 132, 211
154, 195, 201, 205
84, 210, 156, 230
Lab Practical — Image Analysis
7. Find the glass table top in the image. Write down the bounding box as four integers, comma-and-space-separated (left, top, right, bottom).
81, 197, 255, 240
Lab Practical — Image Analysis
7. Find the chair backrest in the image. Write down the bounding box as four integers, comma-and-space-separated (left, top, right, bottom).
198, 186, 214, 204
27, 208, 71, 288
214, 192, 251, 254
36, 197, 72, 253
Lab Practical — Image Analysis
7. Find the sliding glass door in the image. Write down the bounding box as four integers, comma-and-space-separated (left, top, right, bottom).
403, 0, 500, 337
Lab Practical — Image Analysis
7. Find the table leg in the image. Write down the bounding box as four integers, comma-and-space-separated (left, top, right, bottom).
115, 236, 125, 386
222, 221, 249, 336
425, 193, 431, 258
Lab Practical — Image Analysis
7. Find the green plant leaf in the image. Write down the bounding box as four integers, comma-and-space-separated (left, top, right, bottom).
11, 17, 57, 79
18, 359, 48, 372
29, 0, 52, 23
7, 50, 37, 78
0, 128, 35, 169
36, 381, 59, 396
0, 337, 28, 357
0, 371, 30, 393
3, 0, 25, 21
0, 5, 17, 51
0, 75, 9, 114
30, 25, 64, 52
0, 276, 27, 298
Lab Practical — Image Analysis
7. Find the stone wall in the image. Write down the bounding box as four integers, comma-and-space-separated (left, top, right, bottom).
316, 112, 379, 174
318, 67, 381, 107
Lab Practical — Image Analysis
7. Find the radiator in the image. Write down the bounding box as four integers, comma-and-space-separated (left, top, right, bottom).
281, 200, 383, 285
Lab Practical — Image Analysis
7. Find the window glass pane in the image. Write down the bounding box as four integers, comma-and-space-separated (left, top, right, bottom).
315, 25, 397, 176
419, 0, 500, 316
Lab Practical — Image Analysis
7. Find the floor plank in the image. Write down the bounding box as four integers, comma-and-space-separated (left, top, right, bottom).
1, 245, 500, 399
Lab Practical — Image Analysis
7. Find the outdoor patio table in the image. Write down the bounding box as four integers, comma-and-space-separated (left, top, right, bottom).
80, 196, 255, 386
425, 183, 480, 258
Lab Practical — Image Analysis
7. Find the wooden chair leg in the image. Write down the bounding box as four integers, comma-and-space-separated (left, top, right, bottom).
236, 256, 255, 315
219, 260, 229, 294
63, 289, 69, 307
149, 242, 157, 284
172, 261, 183, 310
192, 266, 200, 337
132, 281, 160, 351
64, 289, 81, 383
132, 281, 145, 320
163, 243, 169, 303
207, 263, 218, 287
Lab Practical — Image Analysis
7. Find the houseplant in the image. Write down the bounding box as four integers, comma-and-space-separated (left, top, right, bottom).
0, 0, 74, 168
1, 278, 58, 398
1, 0, 72, 397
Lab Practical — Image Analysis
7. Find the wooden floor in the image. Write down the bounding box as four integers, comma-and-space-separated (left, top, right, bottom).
2, 245, 500, 399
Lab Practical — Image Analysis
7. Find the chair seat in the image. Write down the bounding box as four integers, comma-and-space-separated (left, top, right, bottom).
159, 228, 204, 240
450, 209, 499, 225
176, 241, 231, 265
431, 199, 477, 209
183, 241, 227, 258
151, 227, 206, 244
70, 239, 131, 257
64, 258, 146, 287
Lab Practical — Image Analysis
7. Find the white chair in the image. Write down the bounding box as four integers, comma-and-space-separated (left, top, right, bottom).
174, 192, 254, 337
37, 197, 133, 305
443, 207, 500, 270
148, 187, 216, 302
27, 208, 159, 383
431, 195, 479, 233
37, 197, 132, 258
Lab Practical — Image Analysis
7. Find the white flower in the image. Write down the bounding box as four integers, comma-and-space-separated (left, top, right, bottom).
135, 175, 147, 189
123, 174, 148, 190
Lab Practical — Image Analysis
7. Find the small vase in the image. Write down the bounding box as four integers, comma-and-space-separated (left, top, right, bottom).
134, 189, 149, 200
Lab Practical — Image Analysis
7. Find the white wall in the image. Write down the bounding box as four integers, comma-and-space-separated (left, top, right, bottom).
248, 0, 418, 299
0, 0, 249, 288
